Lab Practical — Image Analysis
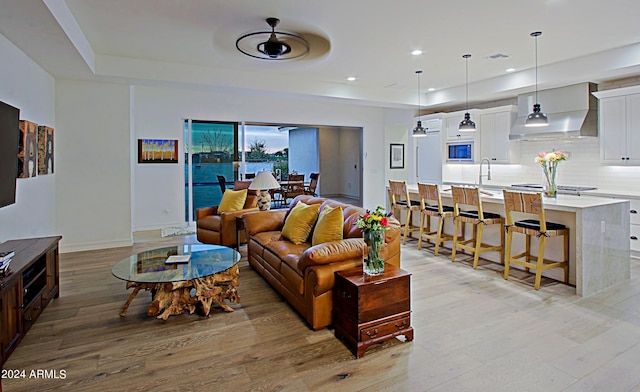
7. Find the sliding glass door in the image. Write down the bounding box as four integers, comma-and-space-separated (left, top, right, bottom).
184, 120, 238, 221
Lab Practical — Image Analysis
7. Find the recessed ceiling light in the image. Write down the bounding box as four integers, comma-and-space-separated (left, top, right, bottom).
506, 68, 516, 73
427, 88, 435, 92
411, 50, 423, 56
347, 76, 356, 81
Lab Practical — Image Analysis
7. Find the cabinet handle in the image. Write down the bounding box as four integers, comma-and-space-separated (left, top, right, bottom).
24, 288, 28, 294
341, 291, 351, 300
491, 158, 496, 161
626, 157, 630, 160
631, 236, 638, 241
622, 157, 626, 161
395, 320, 407, 329
366, 329, 379, 338
630, 210, 638, 214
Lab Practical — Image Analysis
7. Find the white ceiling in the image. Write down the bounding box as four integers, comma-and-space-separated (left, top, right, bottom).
2, 0, 640, 111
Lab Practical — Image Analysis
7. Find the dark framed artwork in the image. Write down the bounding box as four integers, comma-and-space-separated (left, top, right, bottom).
18, 120, 38, 178
38, 125, 54, 175
138, 139, 179, 163
390, 143, 404, 169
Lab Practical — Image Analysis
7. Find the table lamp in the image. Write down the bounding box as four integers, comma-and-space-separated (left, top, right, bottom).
249, 170, 281, 211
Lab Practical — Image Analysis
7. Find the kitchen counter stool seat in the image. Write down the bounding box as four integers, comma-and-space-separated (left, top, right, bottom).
417, 183, 456, 256
389, 180, 421, 245
451, 186, 505, 269
503, 190, 569, 290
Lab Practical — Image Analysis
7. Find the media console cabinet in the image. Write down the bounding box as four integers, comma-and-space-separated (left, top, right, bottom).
0, 236, 61, 366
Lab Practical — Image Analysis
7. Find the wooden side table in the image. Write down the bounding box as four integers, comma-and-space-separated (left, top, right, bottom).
333, 264, 413, 358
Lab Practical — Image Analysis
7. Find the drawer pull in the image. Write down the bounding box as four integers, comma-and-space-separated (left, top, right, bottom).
395, 320, 407, 329
631, 236, 638, 241
366, 329, 379, 338
631, 210, 638, 214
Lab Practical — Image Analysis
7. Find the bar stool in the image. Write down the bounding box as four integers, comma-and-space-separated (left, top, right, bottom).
451, 186, 505, 269
502, 190, 569, 290
389, 180, 421, 245
417, 183, 455, 256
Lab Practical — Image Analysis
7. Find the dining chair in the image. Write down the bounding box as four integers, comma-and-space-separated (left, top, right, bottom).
282, 173, 305, 207
305, 173, 320, 196
217, 175, 227, 195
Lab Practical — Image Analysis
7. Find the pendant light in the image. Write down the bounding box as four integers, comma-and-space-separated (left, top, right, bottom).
459, 54, 476, 131
412, 70, 427, 137
525, 31, 549, 127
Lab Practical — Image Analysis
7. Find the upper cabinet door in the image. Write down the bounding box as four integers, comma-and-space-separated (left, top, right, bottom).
625, 94, 640, 164
445, 112, 476, 141
600, 95, 630, 164
479, 108, 518, 164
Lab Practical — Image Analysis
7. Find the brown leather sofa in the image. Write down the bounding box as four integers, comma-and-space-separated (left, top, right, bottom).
196, 181, 259, 247
241, 195, 401, 330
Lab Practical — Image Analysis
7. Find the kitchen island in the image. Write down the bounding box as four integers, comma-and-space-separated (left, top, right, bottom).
397, 185, 630, 296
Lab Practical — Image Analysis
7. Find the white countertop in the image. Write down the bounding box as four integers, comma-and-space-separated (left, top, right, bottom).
434, 181, 640, 200
404, 184, 629, 212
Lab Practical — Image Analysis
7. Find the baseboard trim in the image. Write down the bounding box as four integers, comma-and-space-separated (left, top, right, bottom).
60, 238, 133, 254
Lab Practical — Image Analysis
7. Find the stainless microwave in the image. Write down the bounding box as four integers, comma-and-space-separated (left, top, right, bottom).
446, 142, 474, 162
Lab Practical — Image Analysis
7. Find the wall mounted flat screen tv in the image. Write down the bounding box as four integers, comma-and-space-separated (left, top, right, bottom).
0, 100, 20, 208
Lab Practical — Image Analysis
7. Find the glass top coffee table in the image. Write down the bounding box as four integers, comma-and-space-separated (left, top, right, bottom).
112, 244, 241, 319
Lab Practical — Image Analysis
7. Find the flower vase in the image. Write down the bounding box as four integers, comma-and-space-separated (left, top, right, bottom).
543, 163, 558, 198
363, 230, 385, 276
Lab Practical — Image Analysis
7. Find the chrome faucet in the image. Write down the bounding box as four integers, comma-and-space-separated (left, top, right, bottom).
478, 157, 492, 188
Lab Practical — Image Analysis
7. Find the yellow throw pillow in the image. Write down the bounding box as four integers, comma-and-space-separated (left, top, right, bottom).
312, 206, 344, 246
218, 188, 247, 213
282, 202, 321, 244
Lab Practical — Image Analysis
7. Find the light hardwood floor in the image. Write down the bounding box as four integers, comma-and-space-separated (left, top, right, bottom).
3, 233, 640, 392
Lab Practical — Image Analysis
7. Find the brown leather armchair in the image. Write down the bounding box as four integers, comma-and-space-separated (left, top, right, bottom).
196, 181, 259, 247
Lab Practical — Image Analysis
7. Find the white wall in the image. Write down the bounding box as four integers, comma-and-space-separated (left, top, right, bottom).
385, 124, 410, 182
55, 80, 132, 252
318, 127, 341, 197
0, 33, 56, 243
340, 128, 362, 199
288, 127, 319, 180
132, 85, 400, 231
1, 36, 414, 250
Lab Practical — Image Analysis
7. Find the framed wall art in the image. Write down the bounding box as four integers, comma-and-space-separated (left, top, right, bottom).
390, 143, 404, 169
18, 120, 38, 178
38, 125, 54, 175
138, 139, 179, 164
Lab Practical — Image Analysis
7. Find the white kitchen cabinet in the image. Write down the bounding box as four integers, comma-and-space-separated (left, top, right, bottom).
409, 115, 443, 183
479, 106, 518, 163
408, 114, 443, 184
589, 194, 640, 258
594, 87, 640, 165
630, 199, 640, 254
444, 109, 479, 141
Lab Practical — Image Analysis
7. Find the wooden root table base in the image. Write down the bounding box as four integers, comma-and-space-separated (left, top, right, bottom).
119, 265, 240, 320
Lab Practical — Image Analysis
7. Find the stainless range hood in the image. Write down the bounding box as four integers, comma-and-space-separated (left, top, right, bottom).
510, 82, 598, 140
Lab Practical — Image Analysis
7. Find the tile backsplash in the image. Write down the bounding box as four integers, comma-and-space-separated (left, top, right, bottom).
443, 137, 640, 194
